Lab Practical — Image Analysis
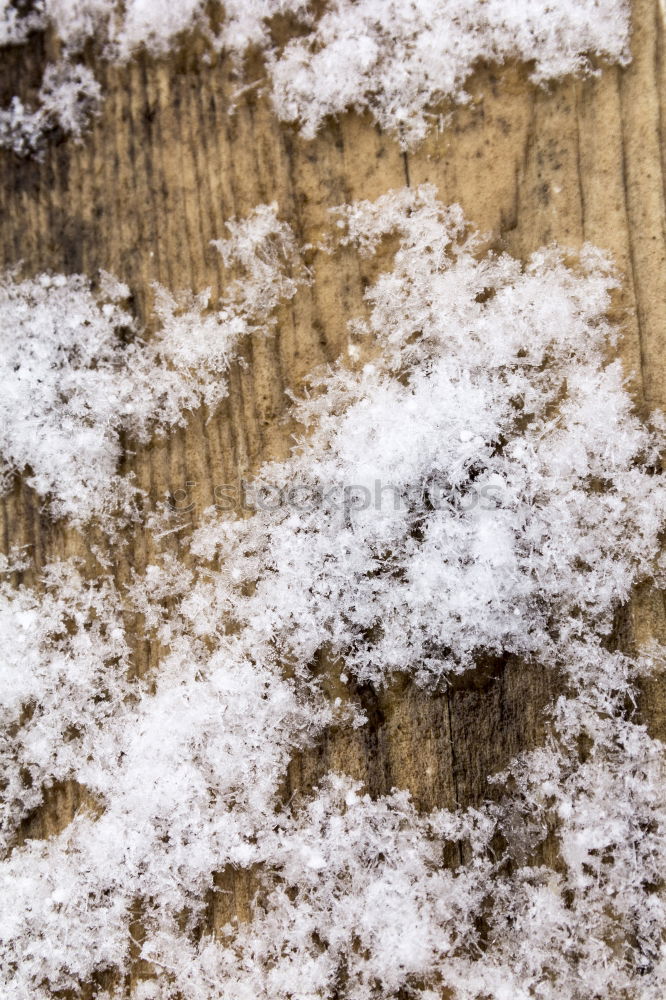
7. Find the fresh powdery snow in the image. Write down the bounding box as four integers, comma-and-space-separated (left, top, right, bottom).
0, 204, 305, 526
0, 0, 631, 152
1, 187, 665, 998
267, 0, 631, 145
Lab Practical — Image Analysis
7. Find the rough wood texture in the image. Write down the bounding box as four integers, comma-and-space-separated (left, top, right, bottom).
1, 0, 665, 985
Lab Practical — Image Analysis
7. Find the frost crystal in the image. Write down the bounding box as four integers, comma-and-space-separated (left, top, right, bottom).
0, 62, 102, 157
1, 189, 664, 998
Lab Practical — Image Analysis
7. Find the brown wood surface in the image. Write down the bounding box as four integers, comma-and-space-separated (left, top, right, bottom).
1, 0, 666, 989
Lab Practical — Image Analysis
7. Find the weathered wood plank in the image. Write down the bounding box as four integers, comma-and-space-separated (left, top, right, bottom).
0, 0, 664, 977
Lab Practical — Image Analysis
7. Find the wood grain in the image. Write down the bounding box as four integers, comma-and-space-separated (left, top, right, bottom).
1, 0, 665, 987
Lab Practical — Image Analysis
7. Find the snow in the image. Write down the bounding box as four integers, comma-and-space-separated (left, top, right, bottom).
1, 187, 665, 998
0, 204, 305, 527
186, 188, 663, 686
269, 0, 631, 145
0, 0, 657, 994
0, 0, 631, 153
0, 62, 102, 157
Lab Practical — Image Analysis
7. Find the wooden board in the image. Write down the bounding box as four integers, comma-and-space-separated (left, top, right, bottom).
1, 0, 665, 982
